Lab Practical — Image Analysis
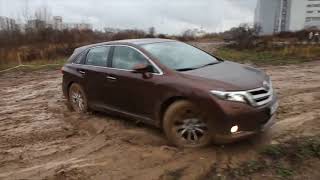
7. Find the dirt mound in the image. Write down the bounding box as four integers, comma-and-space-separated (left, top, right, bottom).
0, 61, 319, 179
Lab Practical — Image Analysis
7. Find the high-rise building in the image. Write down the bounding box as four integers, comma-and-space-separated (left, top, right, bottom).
255, 0, 320, 35
53, 16, 63, 30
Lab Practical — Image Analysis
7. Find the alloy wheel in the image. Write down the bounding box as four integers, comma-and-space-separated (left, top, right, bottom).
174, 114, 208, 145
69, 84, 86, 112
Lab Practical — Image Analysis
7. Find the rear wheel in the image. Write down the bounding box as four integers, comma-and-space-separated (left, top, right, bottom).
163, 100, 212, 148
68, 83, 88, 113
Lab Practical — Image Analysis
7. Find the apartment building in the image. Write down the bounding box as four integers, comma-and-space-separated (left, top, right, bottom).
0, 16, 17, 31
255, 0, 320, 35
54, 16, 92, 30
53, 16, 63, 30
26, 16, 92, 31
63, 23, 92, 30
305, 0, 320, 28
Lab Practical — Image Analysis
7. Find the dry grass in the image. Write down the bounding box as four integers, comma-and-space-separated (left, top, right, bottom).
215, 45, 320, 65
0, 58, 66, 72
200, 136, 320, 179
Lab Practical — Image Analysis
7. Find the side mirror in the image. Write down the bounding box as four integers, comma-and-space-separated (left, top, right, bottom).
132, 64, 153, 74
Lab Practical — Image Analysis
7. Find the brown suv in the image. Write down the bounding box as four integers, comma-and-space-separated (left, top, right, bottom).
62, 38, 278, 147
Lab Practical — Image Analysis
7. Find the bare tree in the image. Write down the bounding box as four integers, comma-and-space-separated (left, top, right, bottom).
180, 28, 201, 41
253, 23, 262, 36
226, 23, 262, 49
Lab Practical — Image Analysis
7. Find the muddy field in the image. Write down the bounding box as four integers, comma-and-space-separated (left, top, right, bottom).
0, 61, 320, 180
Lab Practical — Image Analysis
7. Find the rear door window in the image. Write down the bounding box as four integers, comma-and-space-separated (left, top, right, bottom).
85, 46, 110, 67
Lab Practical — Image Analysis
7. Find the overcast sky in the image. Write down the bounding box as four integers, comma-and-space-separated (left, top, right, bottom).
0, 0, 257, 34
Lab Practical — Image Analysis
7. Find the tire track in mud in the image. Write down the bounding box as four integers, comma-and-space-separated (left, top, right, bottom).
264, 62, 320, 143
0, 61, 319, 179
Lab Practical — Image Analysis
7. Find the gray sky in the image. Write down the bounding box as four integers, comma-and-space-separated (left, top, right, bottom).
0, 0, 257, 34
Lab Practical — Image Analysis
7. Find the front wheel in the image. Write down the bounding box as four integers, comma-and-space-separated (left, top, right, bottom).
163, 100, 212, 148
68, 83, 88, 113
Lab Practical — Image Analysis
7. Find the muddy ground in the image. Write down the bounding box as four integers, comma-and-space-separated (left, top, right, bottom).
0, 60, 319, 180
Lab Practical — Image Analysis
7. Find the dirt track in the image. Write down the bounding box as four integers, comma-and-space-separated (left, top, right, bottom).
0, 61, 320, 180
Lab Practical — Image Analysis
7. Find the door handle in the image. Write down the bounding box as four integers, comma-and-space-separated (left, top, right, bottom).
78, 70, 86, 75
106, 75, 117, 81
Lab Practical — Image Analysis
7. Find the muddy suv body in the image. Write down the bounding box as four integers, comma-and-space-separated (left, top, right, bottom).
62, 38, 278, 147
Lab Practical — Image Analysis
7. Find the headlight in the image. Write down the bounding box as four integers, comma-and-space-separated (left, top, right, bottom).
210, 90, 249, 104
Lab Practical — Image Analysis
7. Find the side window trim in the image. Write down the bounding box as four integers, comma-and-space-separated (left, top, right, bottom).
82, 49, 90, 65
107, 46, 115, 68
80, 44, 163, 75
80, 50, 90, 64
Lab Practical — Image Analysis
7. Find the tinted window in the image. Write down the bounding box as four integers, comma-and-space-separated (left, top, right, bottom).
112, 46, 152, 71
74, 51, 86, 64
142, 42, 219, 71
85, 46, 110, 67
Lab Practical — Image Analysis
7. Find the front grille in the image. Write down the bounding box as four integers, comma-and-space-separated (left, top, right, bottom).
247, 86, 273, 106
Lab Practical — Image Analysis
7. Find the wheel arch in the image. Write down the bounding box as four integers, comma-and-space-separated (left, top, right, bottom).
159, 96, 188, 127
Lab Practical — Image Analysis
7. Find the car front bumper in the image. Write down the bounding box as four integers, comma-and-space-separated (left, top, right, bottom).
206, 94, 279, 143
213, 112, 277, 143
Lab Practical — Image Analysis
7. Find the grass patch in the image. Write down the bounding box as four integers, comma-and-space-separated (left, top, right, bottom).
275, 165, 294, 179
260, 138, 320, 161
230, 160, 268, 177
215, 46, 320, 65
260, 144, 285, 159
202, 136, 320, 180
0, 58, 66, 72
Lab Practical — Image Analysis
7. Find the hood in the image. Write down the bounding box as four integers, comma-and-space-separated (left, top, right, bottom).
180, 61, 268, 91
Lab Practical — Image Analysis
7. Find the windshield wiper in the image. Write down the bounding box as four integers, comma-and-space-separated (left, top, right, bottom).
198, 62, 219, 68
176, 62, 219, 72
176, 67, 198, 71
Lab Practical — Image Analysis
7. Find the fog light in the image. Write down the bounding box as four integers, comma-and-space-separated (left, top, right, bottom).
231, 125, 239, 133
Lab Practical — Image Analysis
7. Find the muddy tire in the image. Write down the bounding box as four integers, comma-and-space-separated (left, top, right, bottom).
163, 100, 212, 148
68, 83, 88, 113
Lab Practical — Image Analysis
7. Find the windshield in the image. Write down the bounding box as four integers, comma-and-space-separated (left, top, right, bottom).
141, 41, 220, 71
